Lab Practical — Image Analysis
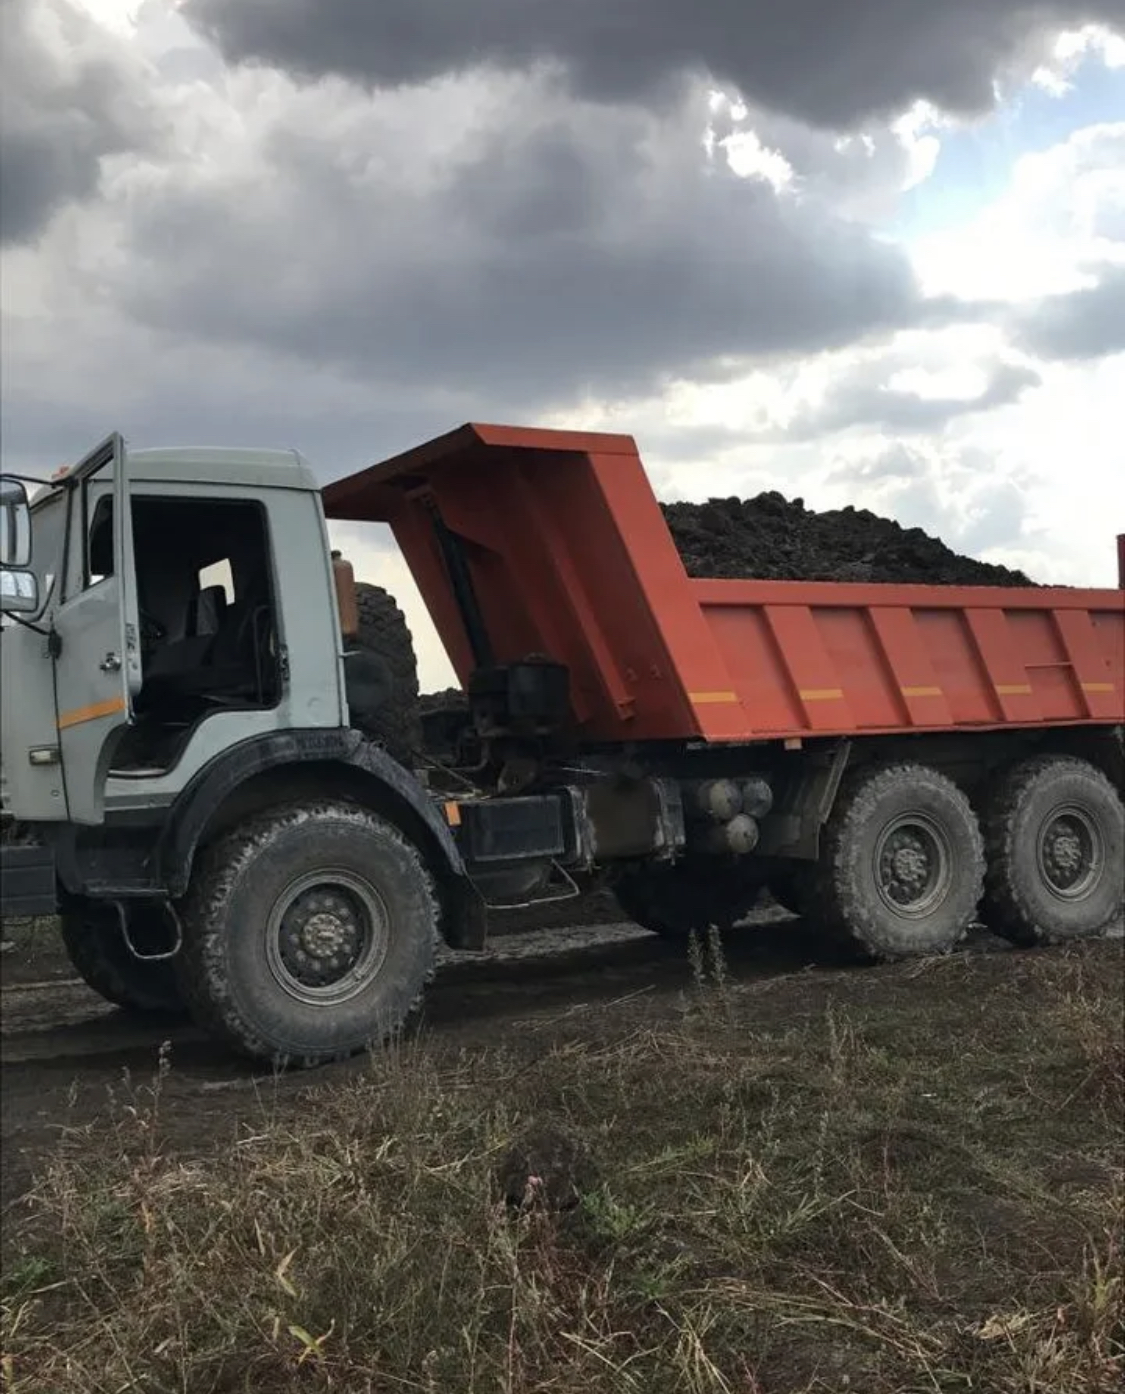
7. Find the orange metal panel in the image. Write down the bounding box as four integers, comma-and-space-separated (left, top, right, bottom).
762, 605, 854, 731
1051, 608, 1124, 720
584, 452, 749, 743
323, 423, 1125, 747
916, 610, 1003, 725
866, 607, 954, 728
962, 609, 1042, 724
815, 608, 902, 728
697, 604, 803, 734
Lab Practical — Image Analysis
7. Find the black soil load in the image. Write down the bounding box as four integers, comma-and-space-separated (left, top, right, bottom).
419, 491, 1035, 714
661, 493, 1034, 587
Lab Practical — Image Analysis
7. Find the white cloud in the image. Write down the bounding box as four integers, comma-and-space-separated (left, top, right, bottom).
1033, 23, 1125, 93
546, 108, 1125, 599
891, 102, 946, 191
911, 122, 1125, 301
71, 0, 141, 33
953, 354, 1125, 585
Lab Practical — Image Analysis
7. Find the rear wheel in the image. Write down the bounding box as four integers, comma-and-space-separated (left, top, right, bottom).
346, 583, 423, 766
815, 763, 984, 959
60, 901, 185, 1015
176, 802, 439, 1066
980, 755, 1124, 946
612, 861, 762, 940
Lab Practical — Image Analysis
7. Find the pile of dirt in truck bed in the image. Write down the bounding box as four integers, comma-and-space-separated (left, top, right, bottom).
660, 493, 1035, 586
416, 492, 1033, 716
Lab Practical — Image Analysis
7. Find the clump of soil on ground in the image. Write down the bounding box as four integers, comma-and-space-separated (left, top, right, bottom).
661, 492, 1035, 586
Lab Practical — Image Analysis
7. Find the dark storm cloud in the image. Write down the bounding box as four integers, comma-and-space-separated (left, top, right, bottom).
182, 0, 1123, 128
108, 80, 939, 407
0, 313, 460, 487
1011, 265, 1125, 362
0, 0, 158, 245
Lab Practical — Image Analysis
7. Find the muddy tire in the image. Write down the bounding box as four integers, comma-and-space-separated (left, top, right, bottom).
980, 755, 1124, 946
613, 862, 760, 939
176, 802, 439, 1067
60, 902, 185, 1015
815, 764, 985, 959
346, 583, 423, 766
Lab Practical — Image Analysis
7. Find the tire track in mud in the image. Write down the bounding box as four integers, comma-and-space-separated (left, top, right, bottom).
0, 922, 670, 1068
4, 910, 1119, 1074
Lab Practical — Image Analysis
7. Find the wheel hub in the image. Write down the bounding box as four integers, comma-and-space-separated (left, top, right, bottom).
888, 840, 929, 892
299, 908, 354, 960
1038, 807, 1099, 899
267, 872, 389, 1005
875, 817, 952, 918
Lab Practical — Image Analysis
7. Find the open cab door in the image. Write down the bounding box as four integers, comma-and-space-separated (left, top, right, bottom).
50, 433, 141, 824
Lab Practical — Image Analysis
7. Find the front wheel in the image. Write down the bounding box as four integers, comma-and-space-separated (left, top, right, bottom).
60, 901, 185, 1015
980, 755, 1125, 946
176, 802, 440, 1066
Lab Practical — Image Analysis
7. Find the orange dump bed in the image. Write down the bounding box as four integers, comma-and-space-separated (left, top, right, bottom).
323, 424, 1125, 745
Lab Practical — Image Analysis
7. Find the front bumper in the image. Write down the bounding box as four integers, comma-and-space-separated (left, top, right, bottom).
0, 842, 58, 918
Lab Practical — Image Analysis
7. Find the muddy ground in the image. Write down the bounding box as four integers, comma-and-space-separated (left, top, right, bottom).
1, 907, 1119, 1219
0, 906, 752, 1212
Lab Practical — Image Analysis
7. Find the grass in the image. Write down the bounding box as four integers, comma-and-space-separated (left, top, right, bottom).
1, 937, 1122, 1393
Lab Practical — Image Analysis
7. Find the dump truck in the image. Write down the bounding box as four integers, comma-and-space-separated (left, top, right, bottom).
1, 424, 1122, 1066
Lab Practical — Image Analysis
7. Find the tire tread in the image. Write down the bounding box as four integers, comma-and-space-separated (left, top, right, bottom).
60, 905, 185, 1016
176, 801, 439, 1066
813, 762, 985, 960
351, 583, 423, 764
981, 754, 1124, 946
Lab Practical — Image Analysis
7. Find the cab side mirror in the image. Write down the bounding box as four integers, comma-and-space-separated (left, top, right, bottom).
0, 477, 38, 615
0, 478, 31, 568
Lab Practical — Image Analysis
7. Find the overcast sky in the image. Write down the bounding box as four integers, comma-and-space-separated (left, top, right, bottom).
2, 0, 1122, 689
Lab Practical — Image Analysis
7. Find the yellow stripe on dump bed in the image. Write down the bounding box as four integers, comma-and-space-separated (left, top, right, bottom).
689, 690, 739, 705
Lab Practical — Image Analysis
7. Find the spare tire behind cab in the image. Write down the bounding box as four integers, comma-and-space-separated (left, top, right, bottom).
344, 582, 424, 766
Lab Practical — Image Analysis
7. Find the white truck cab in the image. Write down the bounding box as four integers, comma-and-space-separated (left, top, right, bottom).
0, 434, 485, 1065
2, 437, 347, 826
